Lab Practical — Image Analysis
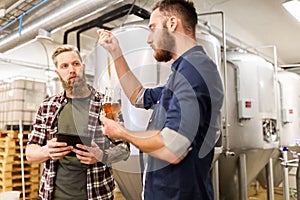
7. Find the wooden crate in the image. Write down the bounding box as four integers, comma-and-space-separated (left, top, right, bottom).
0, 131, 40, 200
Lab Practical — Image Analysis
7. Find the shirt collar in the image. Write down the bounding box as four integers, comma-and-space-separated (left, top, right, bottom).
171, 45, 205, 71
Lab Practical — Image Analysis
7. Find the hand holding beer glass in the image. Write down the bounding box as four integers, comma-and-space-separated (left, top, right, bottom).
101, 87, 122, 121
100, 87, 124, 145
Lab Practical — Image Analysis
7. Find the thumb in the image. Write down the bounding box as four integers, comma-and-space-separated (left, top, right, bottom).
100, 116, 107, 124
91, 140, 98, 148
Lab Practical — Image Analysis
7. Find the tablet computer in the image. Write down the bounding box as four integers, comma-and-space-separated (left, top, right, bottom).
56, 133, 92, 147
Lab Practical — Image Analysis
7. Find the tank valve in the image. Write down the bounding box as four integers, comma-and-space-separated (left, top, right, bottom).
225, 151, 235, 157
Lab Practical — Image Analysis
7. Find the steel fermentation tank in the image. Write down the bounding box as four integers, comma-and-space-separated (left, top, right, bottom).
257, 70, 300, 188
277, 70, 300, 146
218, 51, 279, 200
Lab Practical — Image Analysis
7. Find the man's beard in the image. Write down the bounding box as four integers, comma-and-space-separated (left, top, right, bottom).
59, 72, 87, 96
153, 28, 175, 62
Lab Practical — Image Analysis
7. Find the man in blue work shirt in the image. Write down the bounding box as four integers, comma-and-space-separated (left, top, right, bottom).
98, 0, 224, 199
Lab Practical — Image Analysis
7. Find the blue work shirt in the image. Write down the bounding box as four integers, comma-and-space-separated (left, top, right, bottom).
142, 46, 224, 200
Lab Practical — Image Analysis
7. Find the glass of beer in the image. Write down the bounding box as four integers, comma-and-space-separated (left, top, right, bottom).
101, 87, 122, 121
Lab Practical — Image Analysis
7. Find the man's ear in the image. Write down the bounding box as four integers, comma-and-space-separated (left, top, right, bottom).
167, 16, 178, 32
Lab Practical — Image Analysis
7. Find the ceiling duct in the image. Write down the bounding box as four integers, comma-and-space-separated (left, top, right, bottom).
0, 0, 123, 53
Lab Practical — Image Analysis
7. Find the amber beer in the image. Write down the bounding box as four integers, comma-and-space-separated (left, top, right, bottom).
102, 102, 121, 121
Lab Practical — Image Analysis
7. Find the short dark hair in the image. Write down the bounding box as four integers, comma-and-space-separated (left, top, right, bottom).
153, 0, 197, 35
52, 44, 82, 67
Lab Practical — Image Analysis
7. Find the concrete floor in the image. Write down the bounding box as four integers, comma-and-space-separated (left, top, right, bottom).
114, 188, 125, 200
248, 184, 296, 200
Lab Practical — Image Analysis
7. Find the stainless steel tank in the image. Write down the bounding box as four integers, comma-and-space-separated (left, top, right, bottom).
277, 70, 300, 146
257, 70, 300, 188
87, 21, 223, 200
218, 51, 279, 200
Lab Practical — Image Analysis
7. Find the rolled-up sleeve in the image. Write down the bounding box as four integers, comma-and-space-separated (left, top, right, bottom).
135, 86, 164, 109
160, 127, 191, 159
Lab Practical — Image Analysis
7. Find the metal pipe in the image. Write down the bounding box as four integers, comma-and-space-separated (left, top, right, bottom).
0, 0, 123, 53
297, 154, 300, 200
272, 46, 280, 135
278, 151, 300, 199
198, 11, 231, 156
282, 162, 299, 168
0, 56, 49, 69
266, 158, 274, 200
6, 0, 26, 13
212, 159, 220, 200
239, 153, 248, 200
282, 146, 290, 200
0, 0, 49, 32
67, 4, 150, 50
281, 64, 300, 68
18, 120, 25, 200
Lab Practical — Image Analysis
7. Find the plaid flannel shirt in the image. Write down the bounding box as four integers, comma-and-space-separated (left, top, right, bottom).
27, 85, 130, 200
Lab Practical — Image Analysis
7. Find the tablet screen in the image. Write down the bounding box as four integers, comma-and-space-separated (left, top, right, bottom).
56, 133, 92, 147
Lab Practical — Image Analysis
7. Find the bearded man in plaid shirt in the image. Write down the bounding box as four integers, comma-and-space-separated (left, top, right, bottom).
26, 44, 130, 200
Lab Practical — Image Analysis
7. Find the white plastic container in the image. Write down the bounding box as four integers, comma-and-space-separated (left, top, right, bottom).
0, 191, 21, 200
